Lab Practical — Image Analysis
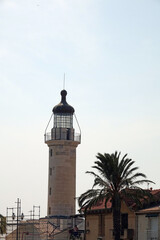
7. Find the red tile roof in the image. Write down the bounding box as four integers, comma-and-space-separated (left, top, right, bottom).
86, 189, 160, 212
90, 199, 112, 211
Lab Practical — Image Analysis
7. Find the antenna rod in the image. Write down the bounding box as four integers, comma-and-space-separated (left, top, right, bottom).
63, 73, 65, 89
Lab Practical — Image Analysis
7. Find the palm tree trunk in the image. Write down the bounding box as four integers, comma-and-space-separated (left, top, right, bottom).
113, 208, 121, 240
112, 195, 121, 240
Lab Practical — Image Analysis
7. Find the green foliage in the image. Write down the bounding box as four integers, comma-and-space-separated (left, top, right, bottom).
0, 214, 6, 235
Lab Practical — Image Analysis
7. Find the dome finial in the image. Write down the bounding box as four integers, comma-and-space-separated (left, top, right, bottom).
53, 89, 74, 114
61, 89, 67, 102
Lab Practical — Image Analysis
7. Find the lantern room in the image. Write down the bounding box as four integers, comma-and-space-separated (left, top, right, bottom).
44, 89, 81, 143
53, 90, 74, 129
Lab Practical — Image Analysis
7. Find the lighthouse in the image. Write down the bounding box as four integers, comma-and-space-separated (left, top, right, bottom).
44, 89, 81, 217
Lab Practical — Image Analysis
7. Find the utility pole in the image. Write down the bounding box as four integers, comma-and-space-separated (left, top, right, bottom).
6, 199, 40, 240
12, 198, 24, 240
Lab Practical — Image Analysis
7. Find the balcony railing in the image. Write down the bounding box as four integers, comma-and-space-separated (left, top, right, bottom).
146, 230, 158, 240
109, 228, 134, 239
44, 132, 81, 143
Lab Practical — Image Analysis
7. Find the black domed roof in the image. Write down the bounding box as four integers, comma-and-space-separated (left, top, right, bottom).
52, 90, 75, 114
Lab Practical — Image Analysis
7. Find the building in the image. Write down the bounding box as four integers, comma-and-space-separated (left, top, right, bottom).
44, 89, 81, 217
6, 216, 84, 240
43, 89, 83, 240
85, 199, 135, 240
136, 206, 160, 240
84, 189, 160, 240
136, 189, 160, 240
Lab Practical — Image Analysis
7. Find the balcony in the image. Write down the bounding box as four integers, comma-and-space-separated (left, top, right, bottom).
44, 132, 81, 143
109, 228, 134, 240
146, 230, 158, 240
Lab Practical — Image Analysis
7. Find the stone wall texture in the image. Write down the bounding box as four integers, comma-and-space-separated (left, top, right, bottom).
46, 140, 79, 216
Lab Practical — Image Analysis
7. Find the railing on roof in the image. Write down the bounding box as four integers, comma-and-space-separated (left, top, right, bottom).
146, 230, 158, 240
44, 132, 81, 143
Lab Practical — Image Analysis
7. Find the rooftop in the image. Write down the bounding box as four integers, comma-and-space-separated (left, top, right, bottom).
84, 189, 160, 213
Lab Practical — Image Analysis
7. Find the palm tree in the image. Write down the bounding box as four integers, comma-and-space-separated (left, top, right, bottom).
78, 152, 154, 240
0, 214, 6, 235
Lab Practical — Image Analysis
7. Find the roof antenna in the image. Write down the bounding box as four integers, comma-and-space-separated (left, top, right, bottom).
63, 73, 65, 90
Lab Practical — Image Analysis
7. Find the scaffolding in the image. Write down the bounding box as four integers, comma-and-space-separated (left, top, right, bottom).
6, 198, 40, 240
6, 199, 85, 240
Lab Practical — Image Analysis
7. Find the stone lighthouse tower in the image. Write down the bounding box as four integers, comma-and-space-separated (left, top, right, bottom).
44, 89, 81, 217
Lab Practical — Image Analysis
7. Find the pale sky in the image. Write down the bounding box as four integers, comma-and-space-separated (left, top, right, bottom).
0, 0, 160, 217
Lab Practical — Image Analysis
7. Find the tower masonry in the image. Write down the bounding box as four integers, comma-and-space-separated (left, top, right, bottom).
44, 90, 81, 217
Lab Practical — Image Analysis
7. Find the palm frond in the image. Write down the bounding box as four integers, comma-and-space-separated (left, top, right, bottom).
79, 151, 154, 213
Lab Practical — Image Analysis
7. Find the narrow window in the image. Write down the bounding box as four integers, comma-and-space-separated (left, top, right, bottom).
121, 213, 128, 229
50, 149, 52, 157
49, 187, 51, 195
98, 214, 105, 236
49, 207, 51, 215
49, 168, 52, 176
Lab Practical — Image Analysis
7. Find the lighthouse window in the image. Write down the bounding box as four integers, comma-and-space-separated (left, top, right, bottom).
49, 168, 52, 176
54, 114, 73, 128
49, 187, 52, 195
49, 207, 51, 215
50, 149, 52, 156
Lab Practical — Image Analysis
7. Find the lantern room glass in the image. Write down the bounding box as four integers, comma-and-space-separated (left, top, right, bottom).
54, 113, 73, 128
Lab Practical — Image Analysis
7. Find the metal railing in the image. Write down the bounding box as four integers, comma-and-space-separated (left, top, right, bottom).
146, 230, 158, 240
44, 132, 81, 143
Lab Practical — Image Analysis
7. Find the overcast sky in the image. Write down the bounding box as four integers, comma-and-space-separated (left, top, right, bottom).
0, 0, 160, 217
